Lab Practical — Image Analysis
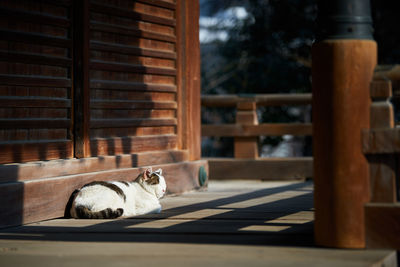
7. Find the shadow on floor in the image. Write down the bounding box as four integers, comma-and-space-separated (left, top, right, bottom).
0, 182, 314, 247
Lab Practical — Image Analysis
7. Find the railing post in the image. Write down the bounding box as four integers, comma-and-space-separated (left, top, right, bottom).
313, 0, 377, 248
234, 101, 258, 159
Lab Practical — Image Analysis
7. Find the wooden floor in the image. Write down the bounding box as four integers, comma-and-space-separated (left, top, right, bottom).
0, 180, 397, 266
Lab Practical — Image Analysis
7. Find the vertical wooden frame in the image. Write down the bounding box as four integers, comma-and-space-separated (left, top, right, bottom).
72, 0, 90, 158
176, 0, 201, 161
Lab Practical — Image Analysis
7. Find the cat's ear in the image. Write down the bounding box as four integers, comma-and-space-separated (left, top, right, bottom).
143, 168, 152, 181
155, 168, 162, 175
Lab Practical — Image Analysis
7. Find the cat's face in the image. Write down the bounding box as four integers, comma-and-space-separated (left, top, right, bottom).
140, 168, 167, 198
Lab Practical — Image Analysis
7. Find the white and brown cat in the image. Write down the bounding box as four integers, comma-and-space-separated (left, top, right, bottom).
69, 168, 166, 219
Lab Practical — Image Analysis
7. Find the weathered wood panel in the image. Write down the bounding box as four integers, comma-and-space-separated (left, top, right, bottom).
0, 159, 208, 228
88, 0, 179, 155
0, 0, 73, 164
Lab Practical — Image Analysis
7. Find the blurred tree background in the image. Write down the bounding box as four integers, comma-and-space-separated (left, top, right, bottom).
200, 0, 400, 157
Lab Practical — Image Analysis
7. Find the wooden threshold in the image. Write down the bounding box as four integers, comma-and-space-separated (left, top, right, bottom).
0, 159, 208, 228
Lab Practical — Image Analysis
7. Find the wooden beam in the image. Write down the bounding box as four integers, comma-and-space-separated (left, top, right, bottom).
90, 42, 176, 60
0, 140, 73, 164
207, 157, 313, 180
90, 60, 176, 76
91, 2, 176, 27
88, 135, 178, 156
90, 80, 177, 92
0, 30, 72, 48
0, 150, 189, 183
0, 75, 71, 87
90, 118, 177, 128
0, 51, 72, 67
91, 100, 177, 110
201, 94, 312, 107
0, 7, 71, 27
90, 22, 176, 43
0, 97, 71, 108
362, 128, 400, 154
202, 123, 313, 137
0, 159, 208, 227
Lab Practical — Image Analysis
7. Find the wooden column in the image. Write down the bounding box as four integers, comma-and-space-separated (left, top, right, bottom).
176, 0, 201, 161
72, 0, 90, 158
312, 0, 377, 248
234, 101, 258, 159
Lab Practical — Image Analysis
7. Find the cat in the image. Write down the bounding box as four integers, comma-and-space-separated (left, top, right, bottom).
69, 168, 166, 219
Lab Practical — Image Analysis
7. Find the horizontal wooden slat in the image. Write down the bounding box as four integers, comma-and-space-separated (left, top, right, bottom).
90, 79, 176, 92
90, 21, 176, 43
207, 157, 313, 180
0, 97, 71, 108
0, 140, 73, 164
89, 134, 178, 156
0, 150, 188, 183
135, 0, 176, 10
90, 41, 176, 59
91, 118, 177, 128
90, 60, 176, 76
0, 119, 70, 129
0, 74, 71, 87
201, 94, 312, 107
91, 2, 176, 26
91, 100, 177, 110
0, 30, 72, 48
202, 123, 313, 137
0, 7, 70, 27
362, 128, 400, 154
0, 51, 72, 67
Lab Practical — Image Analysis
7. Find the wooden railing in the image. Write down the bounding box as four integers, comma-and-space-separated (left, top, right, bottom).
201, 93, 313, 180
363, 66, 400, 249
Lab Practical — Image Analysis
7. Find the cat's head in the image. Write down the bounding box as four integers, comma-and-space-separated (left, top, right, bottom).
137, 168, 167, 199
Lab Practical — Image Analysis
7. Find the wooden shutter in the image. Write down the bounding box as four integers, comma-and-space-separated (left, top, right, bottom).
87, 0, 178, 156
0, 1, 74, 164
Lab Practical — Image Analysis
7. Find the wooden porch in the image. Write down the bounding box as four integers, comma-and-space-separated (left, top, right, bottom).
0, 180, 396, 266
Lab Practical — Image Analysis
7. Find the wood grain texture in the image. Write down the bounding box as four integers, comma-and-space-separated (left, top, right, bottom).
202, 123, 313, 137
367, 155, 397, 203
176, 0, 201, 160
312, 40, 377, 248
201, 94, 312, 107
0, 159, 208, 227
91, 2, 176, 27
90, 42, 176, 60
0, 1, 73, 164
0, 140, 73, 164
365, 203, 400, 249
362, 128, 400, 154
88, 135, 178, 156
0, 150, 189, 183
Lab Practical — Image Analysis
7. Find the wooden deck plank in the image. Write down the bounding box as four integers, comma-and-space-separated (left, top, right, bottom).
0, 181, 397, 266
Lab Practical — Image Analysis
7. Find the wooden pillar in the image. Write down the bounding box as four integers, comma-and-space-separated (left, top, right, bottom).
312, 0, 377, 248
234, 101, 258, 159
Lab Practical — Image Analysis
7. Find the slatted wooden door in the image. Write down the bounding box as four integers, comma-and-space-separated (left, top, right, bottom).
0, 1, 74, 164
87, 0, 179, 157
0, 0, 199, 164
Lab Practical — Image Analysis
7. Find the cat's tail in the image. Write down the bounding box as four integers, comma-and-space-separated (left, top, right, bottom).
74, 206, 123, 219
